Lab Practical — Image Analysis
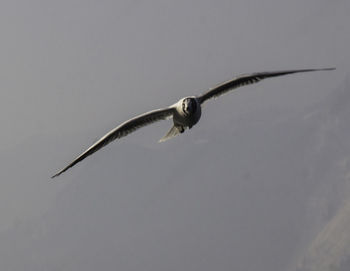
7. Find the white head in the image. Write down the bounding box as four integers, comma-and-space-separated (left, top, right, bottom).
182, 97, 197, 116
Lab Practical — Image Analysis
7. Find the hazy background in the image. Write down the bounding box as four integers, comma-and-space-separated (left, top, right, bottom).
0, 0, 349, 270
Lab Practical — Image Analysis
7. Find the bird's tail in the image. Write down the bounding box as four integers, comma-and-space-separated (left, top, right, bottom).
159, 125, 182, 142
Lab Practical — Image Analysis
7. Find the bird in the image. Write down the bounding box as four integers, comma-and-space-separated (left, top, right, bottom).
51, 68, 335, 178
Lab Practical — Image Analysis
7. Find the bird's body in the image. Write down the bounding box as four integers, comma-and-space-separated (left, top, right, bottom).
52, 68, 335, 178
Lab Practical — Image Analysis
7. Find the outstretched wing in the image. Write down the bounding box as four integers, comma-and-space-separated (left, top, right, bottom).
197, 68, 335, 104
52, 107, 175, 178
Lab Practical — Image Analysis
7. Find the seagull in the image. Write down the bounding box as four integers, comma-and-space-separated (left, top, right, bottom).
52, 68, 335, 178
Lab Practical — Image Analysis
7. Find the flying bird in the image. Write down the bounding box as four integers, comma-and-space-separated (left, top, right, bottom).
52, 68, 335, 178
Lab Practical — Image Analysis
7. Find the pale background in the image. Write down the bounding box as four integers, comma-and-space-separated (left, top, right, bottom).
0, 0, 349, 270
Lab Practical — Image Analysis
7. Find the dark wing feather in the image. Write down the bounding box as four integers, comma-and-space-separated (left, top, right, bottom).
197, 68, 335, 104
52, 107, 174, 178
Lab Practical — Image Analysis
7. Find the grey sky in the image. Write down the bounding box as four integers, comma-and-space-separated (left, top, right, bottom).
0, 0, 349, 270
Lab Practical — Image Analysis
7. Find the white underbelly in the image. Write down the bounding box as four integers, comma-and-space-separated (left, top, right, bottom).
173, 106, 201, 128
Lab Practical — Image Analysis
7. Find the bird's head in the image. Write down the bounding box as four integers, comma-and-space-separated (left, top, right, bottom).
182, 97, 197, 115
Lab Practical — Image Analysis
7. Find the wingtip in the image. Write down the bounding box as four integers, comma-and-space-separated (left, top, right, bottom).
298, 67, 336, 72
51, 169, 64, 179
321, 67, 336, 71
51, 173, 60, 179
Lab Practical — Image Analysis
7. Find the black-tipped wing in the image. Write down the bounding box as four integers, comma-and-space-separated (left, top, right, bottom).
52, 107, 175, 178
197, 68, 335, 104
